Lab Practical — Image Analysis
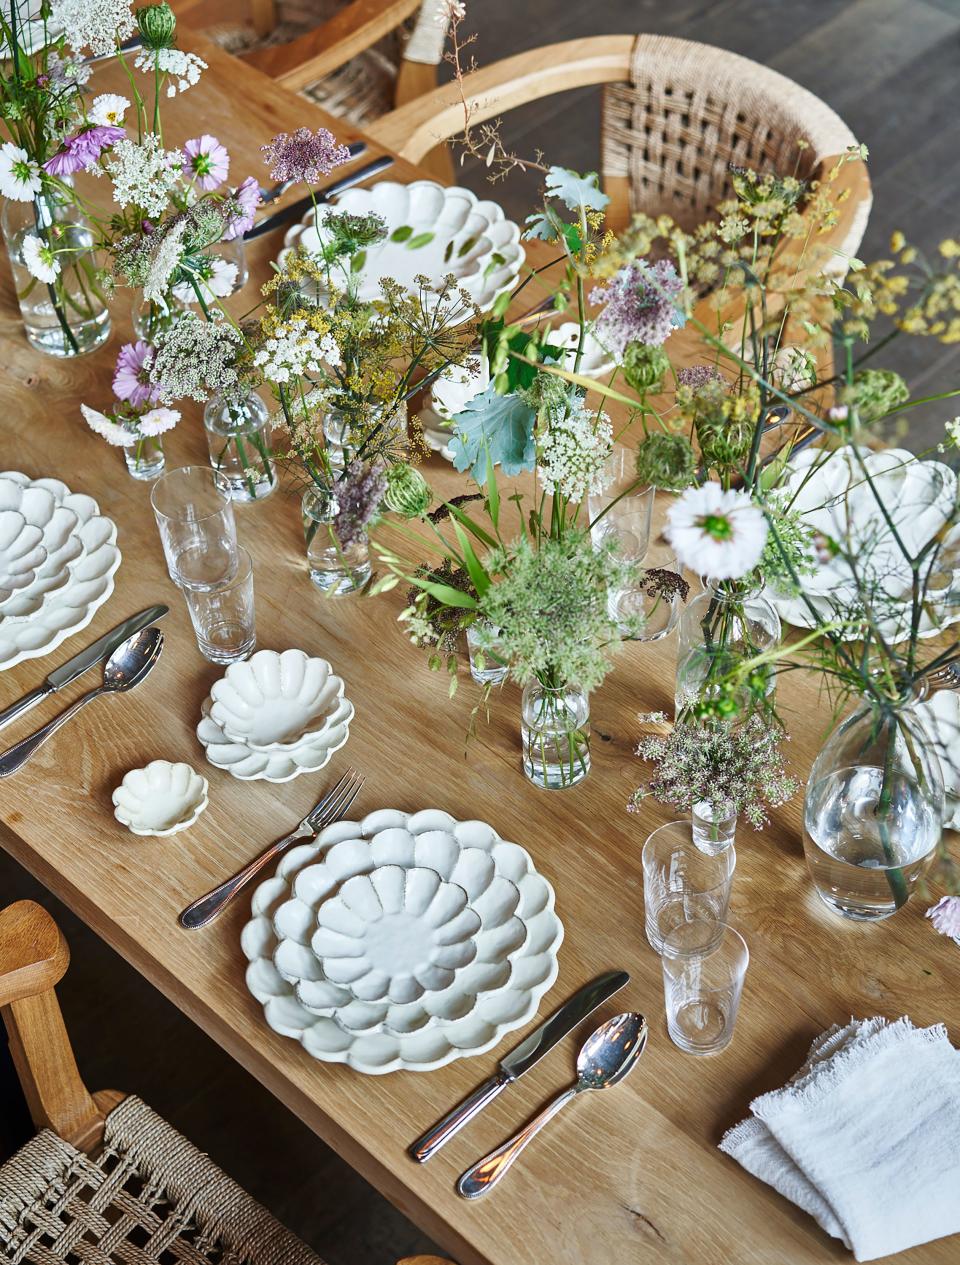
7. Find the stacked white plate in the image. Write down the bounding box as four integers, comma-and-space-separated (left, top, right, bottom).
279, 180, 524, 318
197, 648, 353, 782
0, 472, 120, 671
242, 809, 563, 1073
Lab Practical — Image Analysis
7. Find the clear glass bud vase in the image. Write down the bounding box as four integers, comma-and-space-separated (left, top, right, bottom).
204, 392, 276, 503
521, 680, 590, 790
803, 694, 943, 921
301, 485, 371, 596
691, 800, 737, 855
675, 577, 780, 716
2, 189, 110, 356
323, 400, 407, 471
123, 436, 165, 481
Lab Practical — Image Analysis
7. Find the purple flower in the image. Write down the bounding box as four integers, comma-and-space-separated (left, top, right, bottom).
222, 175, 261, 241
44, 124, 125, 175
183, 134, 230, 191
113, 340, 159, 408
333, 461, 387, 548
261, 126, 350, 185
591, 259, 685, 357
677, 364, 723, 391
927, 896, 960, 939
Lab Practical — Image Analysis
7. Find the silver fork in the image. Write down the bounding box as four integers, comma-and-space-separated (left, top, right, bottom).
178, 769, 364, 930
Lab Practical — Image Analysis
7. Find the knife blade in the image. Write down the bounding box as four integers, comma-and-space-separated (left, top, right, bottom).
408, 969, 629, 1163
0, 605, 169, 732
244, 155, 395, 241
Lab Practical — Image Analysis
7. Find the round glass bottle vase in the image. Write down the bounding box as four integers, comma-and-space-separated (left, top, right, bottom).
2, 188, 110, 356
322, 400, 407, 471
521, 679, 590, 790
301, 485, 371, 596
675, 577, 780, 716
204, 392, 277, 503
803, 694, 943, 921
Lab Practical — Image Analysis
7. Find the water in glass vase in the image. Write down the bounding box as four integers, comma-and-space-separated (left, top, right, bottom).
5, 217, 110, 356
520, 681, 590, 790
804, 765, 940, 920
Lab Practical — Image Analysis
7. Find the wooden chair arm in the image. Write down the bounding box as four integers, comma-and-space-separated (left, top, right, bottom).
0, 899, 68, 1007
242, 0, 423, 92
367, 35, 636, 164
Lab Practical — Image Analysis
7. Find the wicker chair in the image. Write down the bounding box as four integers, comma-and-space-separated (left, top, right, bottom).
368, 33, 872, 252
0, 900, 452, 1265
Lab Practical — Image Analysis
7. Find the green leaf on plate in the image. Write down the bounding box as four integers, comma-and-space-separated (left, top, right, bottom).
407, 231, 435, 249
390, 225, 413, 242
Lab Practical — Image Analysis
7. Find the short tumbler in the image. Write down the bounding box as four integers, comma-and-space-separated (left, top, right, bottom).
150, 466, 237, 589
181, 546, 256, 664
661, 920, 749, 1055
642, 821, 736, 952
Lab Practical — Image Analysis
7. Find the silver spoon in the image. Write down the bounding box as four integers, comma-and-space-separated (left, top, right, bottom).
0, 627, 164, 777
457, 1011, 648, 1199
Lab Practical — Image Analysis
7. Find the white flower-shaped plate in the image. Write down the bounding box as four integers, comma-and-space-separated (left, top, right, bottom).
197, 695, 353, 782
0, 509, 46, 605
0, 473, 120, 670
241, 810, 562, 1073
767, 447, 960, 641
210, 648, 346, 751
313, 865, 481, 1004
112, 760, 209, 837
919, 691, 960, 830
280, 180, 524, 317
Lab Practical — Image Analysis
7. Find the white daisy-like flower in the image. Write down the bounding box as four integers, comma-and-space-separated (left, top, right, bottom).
81, 404, 133, 447
0, 143, 42, 201
89, 93, 130, 127
102, 135, 181, 219
537, 401, 613, 503
139, 407, 180, 437
22, 234, 61, 284
665, 483, 769, 580
51, 0, 136, 56
172, 256, 238, 304
135, 47, 206, 96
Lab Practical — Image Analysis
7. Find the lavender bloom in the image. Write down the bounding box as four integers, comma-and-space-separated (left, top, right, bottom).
677, 364, 723, 391
113, 340, 159, 408
222, 175, 261, 240
261, 127, 350, 185
591, 259, 685, 357
927, 896, 960, 939
333, 461, 387, 548
44, 124, 125, 175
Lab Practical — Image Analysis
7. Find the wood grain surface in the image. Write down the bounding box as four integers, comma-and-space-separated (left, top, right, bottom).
0, 33, 956, 1265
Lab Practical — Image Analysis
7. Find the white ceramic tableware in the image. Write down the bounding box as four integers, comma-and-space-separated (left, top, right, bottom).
112, 760, 209, 837
196, 695, 353, 782
209, 648, 345, 751
919, 689, 960, 830
0, 509, 46, 605
241, 809, 562, 1073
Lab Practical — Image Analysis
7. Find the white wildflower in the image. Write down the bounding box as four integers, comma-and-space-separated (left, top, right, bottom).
81, 404, 132, 447
666, 483, 768, 580
89, 93, 130, 126
102, 135, 181, 219
143, 219, 187, 302
172, 256, 237, 304
138, 407, 180, 437
51, 0, 136, 56
945, 417, 960, 449
537, 401, 613, 503
0, 143, 42, 201
253, 316, 339, 385
135, 47, 206, 96
22, 234, 61, 283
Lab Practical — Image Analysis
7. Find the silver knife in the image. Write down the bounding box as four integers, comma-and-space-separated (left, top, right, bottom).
244, 155, 395, 241
408, 970, 630, 1163
0, 605, 169, 732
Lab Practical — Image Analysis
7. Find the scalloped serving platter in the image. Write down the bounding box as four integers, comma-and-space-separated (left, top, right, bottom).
241, 809, 563, 1073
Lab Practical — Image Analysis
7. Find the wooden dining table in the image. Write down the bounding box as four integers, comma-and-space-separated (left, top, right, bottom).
1, 33, 957, 1265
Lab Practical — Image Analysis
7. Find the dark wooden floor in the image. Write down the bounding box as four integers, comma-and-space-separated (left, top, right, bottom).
2, 4, 959, 1262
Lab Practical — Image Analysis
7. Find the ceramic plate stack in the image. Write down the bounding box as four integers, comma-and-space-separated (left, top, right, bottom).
242, 809, 563, 1073
197, 648, 353, 782
279, 180, 524, 318
0, 472, 120, 670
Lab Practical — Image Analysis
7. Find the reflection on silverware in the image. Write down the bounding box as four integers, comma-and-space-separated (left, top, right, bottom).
244, 156, 395, 240
457, 1012, 648, 1199
0, 627, 164, 778
177, 768, 364, 929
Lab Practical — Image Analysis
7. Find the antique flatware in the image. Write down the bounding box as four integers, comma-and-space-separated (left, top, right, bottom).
0, 605, 169, 733
458, 1011, 648, 1199
258, 140, 367, 204
409, 969, 630, 1162
244, 155, 395, 240
178, 768, 364, 929
0, 627, 164, 778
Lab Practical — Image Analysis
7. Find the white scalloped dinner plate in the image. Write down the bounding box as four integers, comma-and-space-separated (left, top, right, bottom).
0, 473, 120, 670
241, 809, 563, 1073
279, 180, 524, 316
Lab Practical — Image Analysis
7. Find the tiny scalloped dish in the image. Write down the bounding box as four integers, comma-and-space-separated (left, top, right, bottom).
209, 648, 345, 752
112, 761, 209, 838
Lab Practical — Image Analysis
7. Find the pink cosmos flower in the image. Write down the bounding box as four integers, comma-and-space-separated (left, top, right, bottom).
183, 134, 230, 191
113, 341, 159, 409
44, 124, 125, 176
926, 895, 960, 939
222, 175, 261, 240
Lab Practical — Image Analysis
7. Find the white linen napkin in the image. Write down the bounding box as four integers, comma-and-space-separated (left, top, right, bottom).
720, 1016, 960, 1261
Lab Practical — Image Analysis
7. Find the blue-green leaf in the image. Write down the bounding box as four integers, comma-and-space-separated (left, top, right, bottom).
545, 166, 609, 212
448, 385, 537, 483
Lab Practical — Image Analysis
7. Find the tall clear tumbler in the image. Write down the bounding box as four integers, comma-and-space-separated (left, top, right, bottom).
642, 821, 736, 952
150, 466, 238, 589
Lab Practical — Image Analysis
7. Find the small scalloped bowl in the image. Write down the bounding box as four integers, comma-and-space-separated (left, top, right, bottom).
0, 508, 46, 606
112, 761, 209, 837
210, 649, 344, 751
311, 865, 481, 1005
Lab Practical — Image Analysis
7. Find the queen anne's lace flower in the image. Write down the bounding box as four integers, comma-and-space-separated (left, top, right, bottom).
253, 316, 339, 384
261, 127, 350, 184
591, 259, 685, 357
666, 483, 768, 580
150, 312, 243, 403
22, 235, 60, 283
52, 0, 136, 56
134, 47, 206, 95
143, 219, 187, 301
537, 401, 612, 503
0, 143, 42, 201
102, 135, 181, 218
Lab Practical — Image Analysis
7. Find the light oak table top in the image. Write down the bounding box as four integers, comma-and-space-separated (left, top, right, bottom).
0, 36, 956, 1265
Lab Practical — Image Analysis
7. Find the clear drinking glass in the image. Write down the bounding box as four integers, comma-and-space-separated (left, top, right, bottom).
642, 821, 736, 952
181, 545, 256, 664
661, 920, 749, 1055
150, 466, 238, 588
588, 445, 654, 563
610, 540, 684, 640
